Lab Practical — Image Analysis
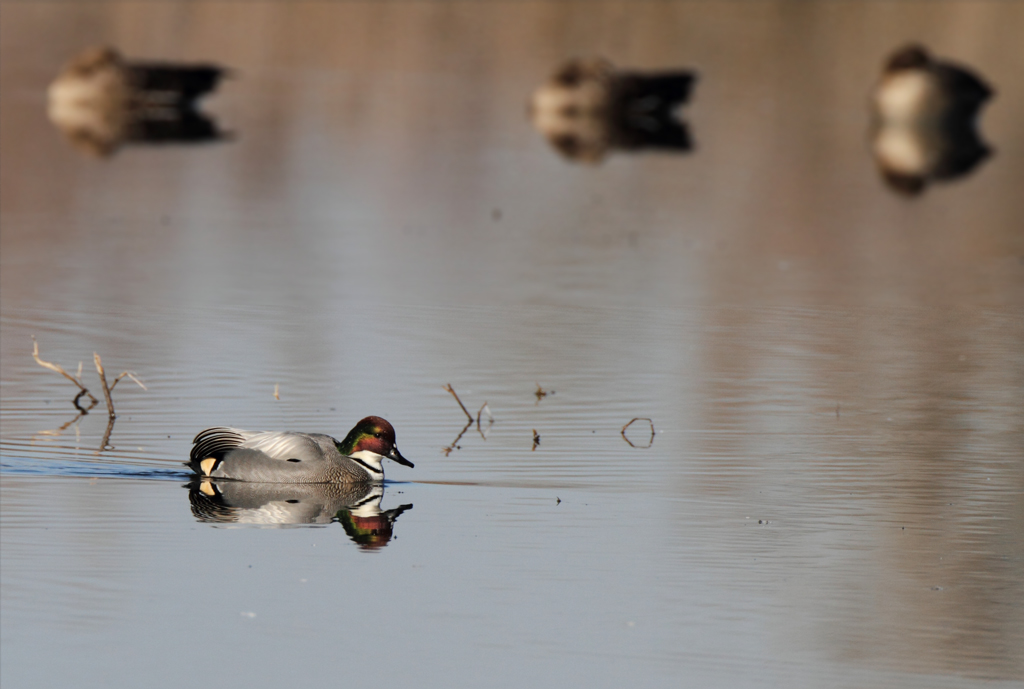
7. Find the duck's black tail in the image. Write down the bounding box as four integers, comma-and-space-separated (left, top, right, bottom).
936, 66, 993, 122
616, 71, 697, 114
187, 427, 245, 475
127, 64, 227, 106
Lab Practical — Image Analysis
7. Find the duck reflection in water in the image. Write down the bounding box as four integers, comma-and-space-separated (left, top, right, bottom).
47, 46, 230, 158
529, 57, 696, 164
188, 480, 413, 549
870, 44, 994, 196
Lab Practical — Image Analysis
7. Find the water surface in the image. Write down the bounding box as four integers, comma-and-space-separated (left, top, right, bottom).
2, 2, 1022, 688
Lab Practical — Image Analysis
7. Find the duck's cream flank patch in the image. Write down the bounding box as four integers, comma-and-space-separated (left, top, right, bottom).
200, 457, 218, 476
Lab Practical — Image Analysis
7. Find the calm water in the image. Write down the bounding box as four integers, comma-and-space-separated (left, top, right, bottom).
2, 2, 1022, 688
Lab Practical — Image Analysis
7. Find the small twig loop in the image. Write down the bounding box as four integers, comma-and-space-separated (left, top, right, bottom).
621, 417, 655, 449
476, 402, 493, 439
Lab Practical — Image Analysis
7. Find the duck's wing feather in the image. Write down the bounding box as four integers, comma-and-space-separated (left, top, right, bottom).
190, 428, 329, 464
236, 431, 330, 462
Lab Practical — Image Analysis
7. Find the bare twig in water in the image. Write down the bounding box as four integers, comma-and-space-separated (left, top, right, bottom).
621, 418, 655, 449
93, 352, 146, 419
532, 429, 540, 451
444, 384, 474, 422
33, 407, 93, 442
534, 383, 551, 404
476, 402, 493, 439
442, 420, 472, 456
72, 389, 94, 411
442, 385, 495, 450
94, 353, 115, 417
32, 338, 98, 411
32, 339, 142, 451
33, 407, 116, 455
97, 416, 116, 453
109, 370, 147, 393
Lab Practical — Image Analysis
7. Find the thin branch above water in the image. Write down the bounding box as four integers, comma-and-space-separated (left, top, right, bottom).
32, 338, 98, 412
442, 384, 494, 452
32, 338, 146, 420
444, 383, 474, 422
93, 352, 146, 419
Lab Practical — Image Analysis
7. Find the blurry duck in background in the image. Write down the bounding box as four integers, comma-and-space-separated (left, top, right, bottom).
529, 57, 696, 164
47, 46, 230, 157
870, 44, 994, 196
188, 480, 413, 548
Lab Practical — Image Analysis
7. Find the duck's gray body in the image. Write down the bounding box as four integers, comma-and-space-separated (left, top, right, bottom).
190, 428, 379, 483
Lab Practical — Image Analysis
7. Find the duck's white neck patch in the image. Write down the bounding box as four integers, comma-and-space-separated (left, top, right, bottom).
348, 450, 385, 476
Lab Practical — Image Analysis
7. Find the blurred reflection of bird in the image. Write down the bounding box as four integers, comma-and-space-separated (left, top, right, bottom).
870, 44, 993, 196
47, 46, 230, 157
188, 480, 413, 548
529, 57, 696, 164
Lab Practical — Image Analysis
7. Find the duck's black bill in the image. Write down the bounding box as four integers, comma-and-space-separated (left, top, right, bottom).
388, 447, 414, 468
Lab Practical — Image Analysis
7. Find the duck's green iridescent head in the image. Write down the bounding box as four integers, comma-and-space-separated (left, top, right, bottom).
337, 416, 414, 468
